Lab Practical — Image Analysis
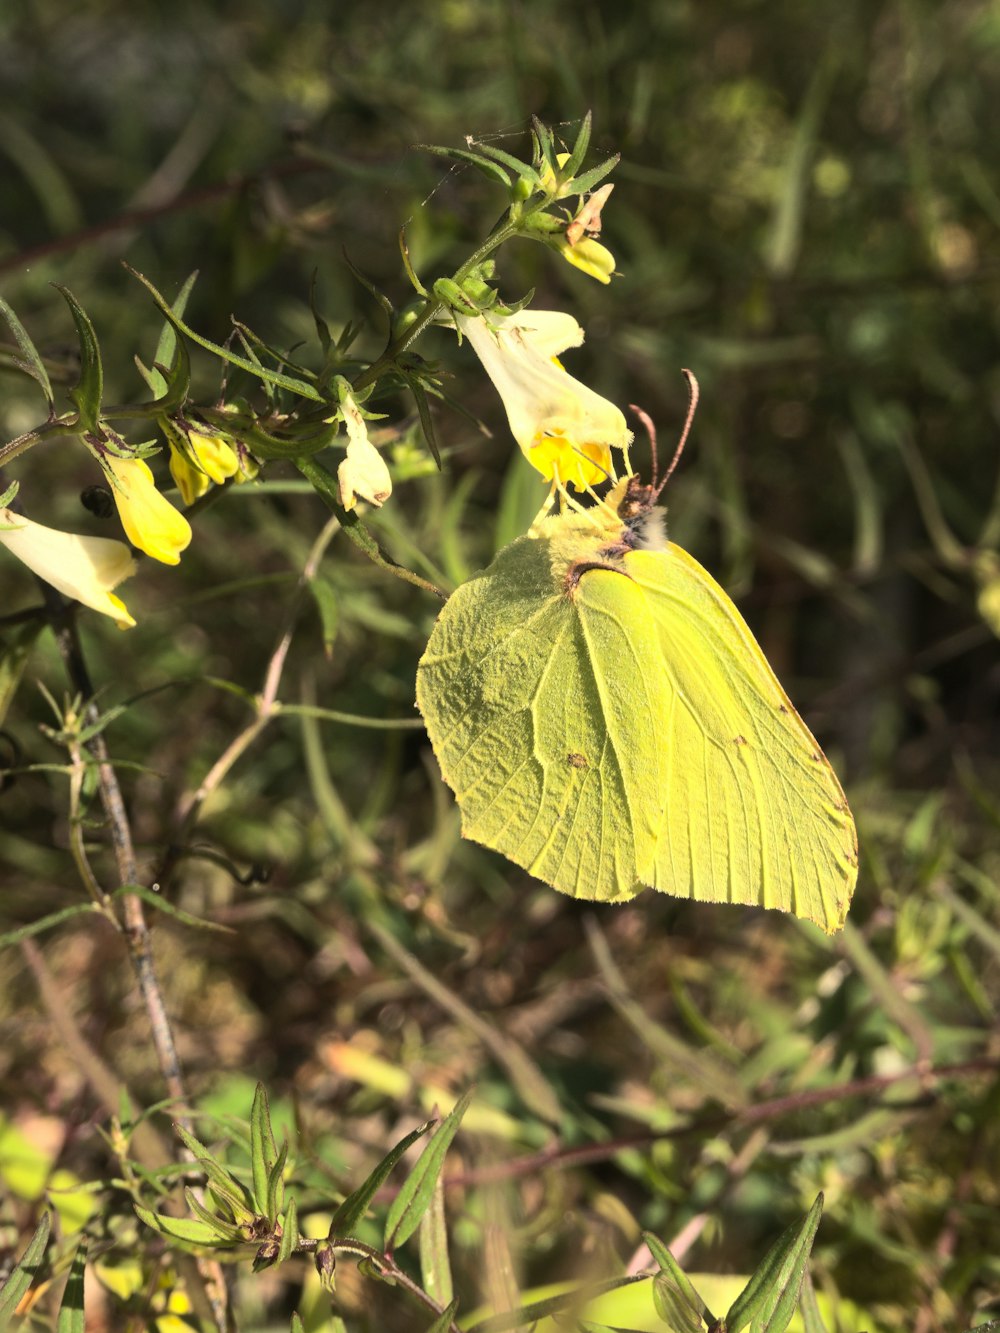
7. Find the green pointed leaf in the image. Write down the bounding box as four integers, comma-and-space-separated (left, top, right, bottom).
173, 1124, 254, 1216
798, 1272, 830, 1333
644, 1231, 712, 1331
134, 1204, 236, 1246
0, 1210, 51, 1319
406, 374, 443, 471
384, 1088, 473, 1250
56, 1238, 87, 1333
467, 140, 541, 186
111, 882, 235, 934
0, 903, 98, 951
142, 272, 196, 408
123, 264, 324, 402
559, 112, 593, 182
342, 249, 394, 318
417, 143, 512, 187
419, 1172, 453, 1308
0, 296, 53, 406
563, 154, 620, 197
265, 1139, 289, 1224
54, 286, 102, 432
420, 1298, 459, 1333
725, 1194, 824, 1333
277, 1197, 299, 1265
183, 1189, 244, 1241
328, 1121, 432, 1238
290, 1315, 304, 1333
251, 1083, 278, 1212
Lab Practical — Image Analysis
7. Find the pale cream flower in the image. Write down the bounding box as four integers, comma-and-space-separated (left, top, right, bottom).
102, 455, 192, 565
454, 309, 632, 490
0, 508, 137, 628
337, 393, 392, 511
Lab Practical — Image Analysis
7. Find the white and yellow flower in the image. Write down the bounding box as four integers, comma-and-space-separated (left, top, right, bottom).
101, 455, 192, 565
454, 309, 632, 491
337, 392, 392, 511
168, 429, 241, 506
0, 508, 137, 628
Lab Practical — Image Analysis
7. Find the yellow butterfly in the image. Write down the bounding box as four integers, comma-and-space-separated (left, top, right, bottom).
417, 381, 858, 933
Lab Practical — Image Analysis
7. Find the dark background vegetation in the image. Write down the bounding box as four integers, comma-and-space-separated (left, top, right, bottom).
2, 1, 1000, 1329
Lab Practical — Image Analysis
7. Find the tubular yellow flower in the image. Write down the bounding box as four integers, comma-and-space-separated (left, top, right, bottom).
337, 392, 392, 511
0, 508, 137, 628
102, 455, 192, 565
552, 235, 616, 284
454, 309, 632, 491
168, 430, 240, 506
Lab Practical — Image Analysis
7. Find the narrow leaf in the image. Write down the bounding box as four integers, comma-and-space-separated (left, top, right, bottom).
407, 377, 443, 470
55, 1238, 87, 1333
419, 1172, 453, 1308
53, 286, 103, 433
417, 143, 512, 187
265, 1139, 289, 1224
328, 1122, 432, 1237
725, 1193, 824, 1333
420, 1298, 459, 1333
467, 140, 540, 185
112, 883, 235, 934
563, 154, 620, 197
183, 1189, 244, 1241
0, 296, 53, 405
562, 111, 593, 181
251, 1083, 278, 1212
384, 1088, 473, 1250
0, 1210, 51, 1319
123, 265, 324, 402
798, 1272, 830, 1333
644, 1230, 712, 1331
0, 903, 98, 950
277, 1197, 299, 1265
134, 1204, 234, 1246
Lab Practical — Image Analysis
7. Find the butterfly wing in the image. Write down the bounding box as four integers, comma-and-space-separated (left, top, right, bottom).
416, 534, 665, 901
614, 542, 858, 932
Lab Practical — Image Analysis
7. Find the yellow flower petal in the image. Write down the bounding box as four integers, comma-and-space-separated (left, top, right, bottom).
187, 431, 240, 485
168, 449, 209, 507
454, 310, 631, 491
103, 455, 192, 565
554, 235, 616, 284
0, 508, 137, 628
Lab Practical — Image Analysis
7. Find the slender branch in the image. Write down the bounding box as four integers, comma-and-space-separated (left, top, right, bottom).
45, 599, 190, 1118
444, 1056, 1000, 1189
161, 514, 342, 883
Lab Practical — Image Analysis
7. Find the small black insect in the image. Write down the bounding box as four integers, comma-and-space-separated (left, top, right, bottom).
80, 485, 115, 519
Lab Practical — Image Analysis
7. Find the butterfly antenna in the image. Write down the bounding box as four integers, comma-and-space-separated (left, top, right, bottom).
629, 404, 658, 487
655, 369, 699, 500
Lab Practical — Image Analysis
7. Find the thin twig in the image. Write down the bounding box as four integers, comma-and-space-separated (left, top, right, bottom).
444, 1056, 1000, 1189
161, 513, 342, 882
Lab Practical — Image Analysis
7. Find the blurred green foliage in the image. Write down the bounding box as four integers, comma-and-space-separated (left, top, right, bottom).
2, 0, 1000, 1330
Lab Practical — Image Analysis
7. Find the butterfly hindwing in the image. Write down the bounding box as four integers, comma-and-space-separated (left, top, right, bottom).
626, 543, 857, 932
